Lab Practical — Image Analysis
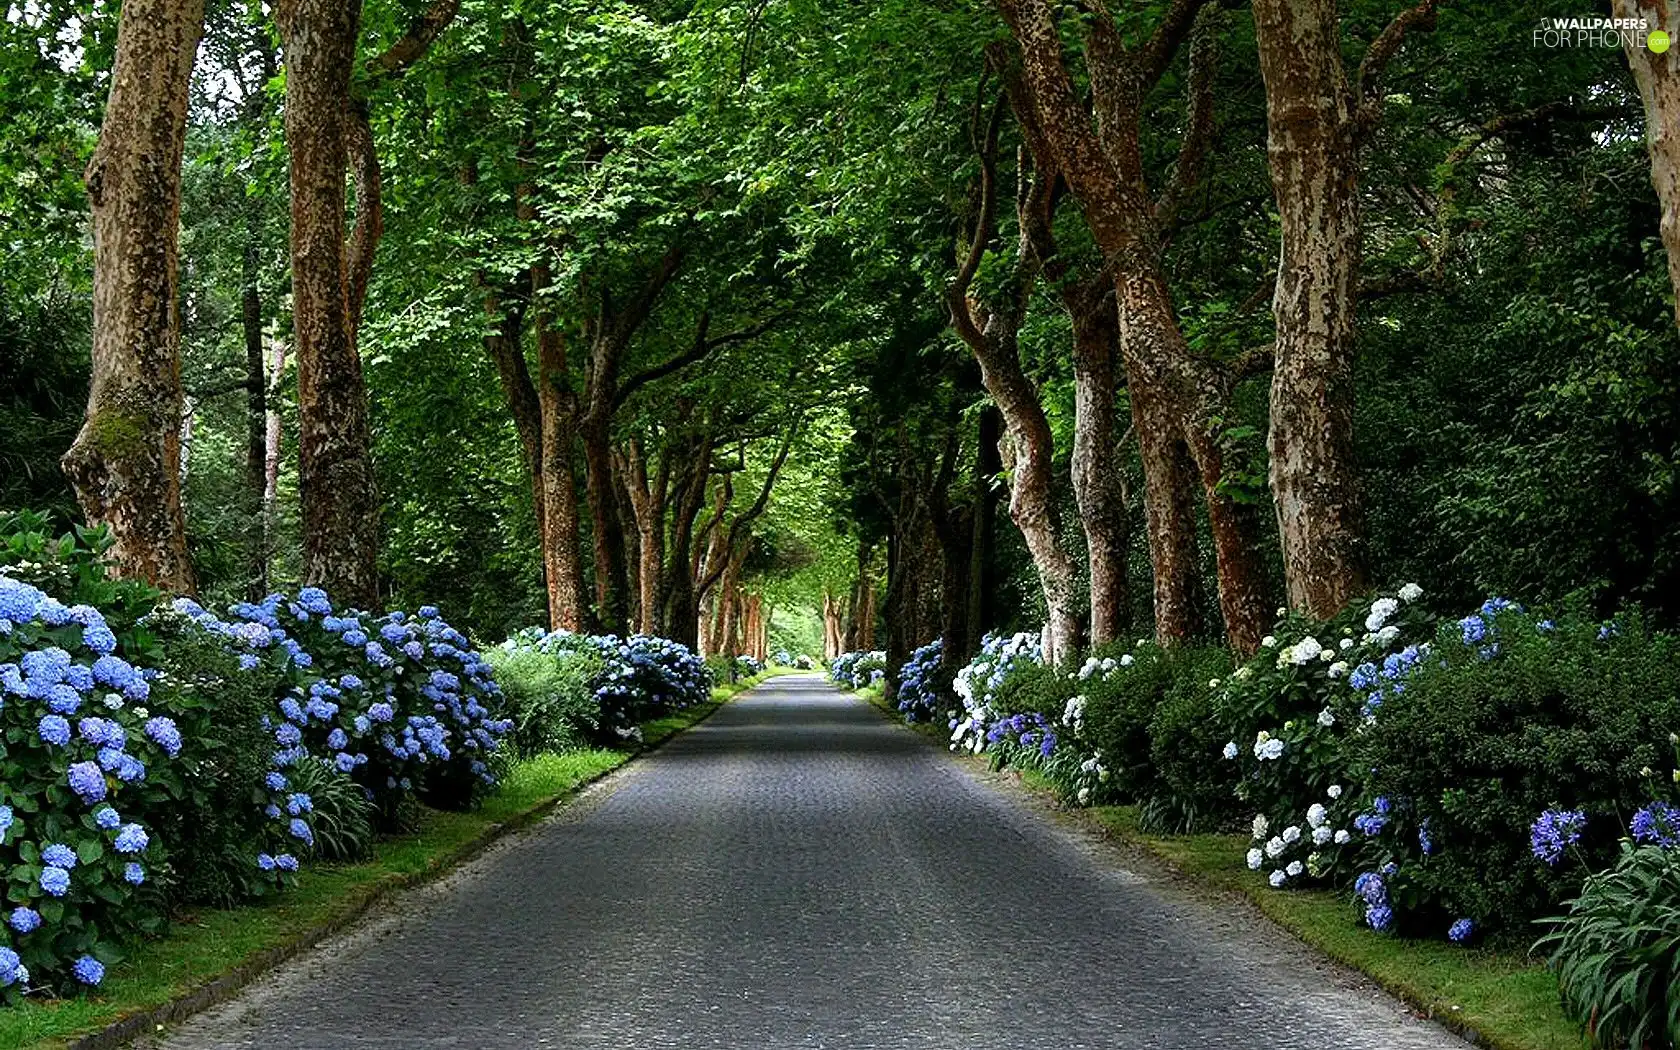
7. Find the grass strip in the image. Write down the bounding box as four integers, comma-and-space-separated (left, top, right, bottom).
2, 674, 769, 1050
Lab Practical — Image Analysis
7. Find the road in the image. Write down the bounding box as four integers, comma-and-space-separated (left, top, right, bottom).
147, 675, 1464, 1049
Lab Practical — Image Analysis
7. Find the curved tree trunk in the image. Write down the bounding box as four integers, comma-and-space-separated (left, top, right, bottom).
535, 311, 586, 631
1621, 0, 1680, 328
66, 0, 203, 593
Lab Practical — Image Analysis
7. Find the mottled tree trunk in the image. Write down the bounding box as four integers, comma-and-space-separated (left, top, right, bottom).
66, 0, 203, 592
1617, 0, 1680, 328
277, 0, 381, 608
619, 439, 667, 636
967, 406, 1001, 655
1068, 282, 1131, 645
1254, 0, 1369, 618
822, 593, 843, 659
263, 335, 286, 564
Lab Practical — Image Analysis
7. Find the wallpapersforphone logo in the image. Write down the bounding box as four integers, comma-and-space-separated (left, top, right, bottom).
1533, 16, 1669, 51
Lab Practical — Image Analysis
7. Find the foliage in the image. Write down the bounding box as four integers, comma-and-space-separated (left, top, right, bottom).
1347, 603, 1680, 937
482, 643, 603, 758
283, 756, 375, 864
1539, 841, 1680, 1050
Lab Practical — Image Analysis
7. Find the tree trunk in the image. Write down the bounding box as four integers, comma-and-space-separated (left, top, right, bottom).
1618, 0, 1680, 327
277, 0, 381, 609
65, 0, 203, 593
1253, 0, 1369, 618
1068, 282, 1131, 645
263, 334, 286, 569
535, 313, 586, 631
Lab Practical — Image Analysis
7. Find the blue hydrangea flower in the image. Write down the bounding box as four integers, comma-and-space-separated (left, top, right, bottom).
124, 862, 145, 885
326, 728, 348, 750
286, 793, 313, 816
0, 805, 11, 837
1448, 918, 1474, 943
82, 622, 118, 655
68, 760, 107, 802
38, 713, 71, 746
1365, 904, 1395, 932
94, 806, 121, 830
289, 818, 313, 846
276, 723, 302, 746
257, 853, 277, 871
41, 843, 77, 869
144, 716, 182, 757
1459, 615, 1488, 645
72, 955, 104, 985
39, 865, 71, 896
274, 853, 299, 871
0, 946, 20, 986
7, 907, 41, 934
265, 771, 288, 791
114, 823, 150, 853
335, 752, 356, 773
297, 586, 332, 615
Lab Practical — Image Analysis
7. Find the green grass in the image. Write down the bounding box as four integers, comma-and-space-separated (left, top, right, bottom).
1083, 805, 1585, 1050
0, 680, 763, 1050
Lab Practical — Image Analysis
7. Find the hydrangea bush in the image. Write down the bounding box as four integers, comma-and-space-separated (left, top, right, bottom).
948, 631, 1042, 754
893, 640, 943, 722
176, 590, 513, 817
0, 575, 171, 997
502, 629, 711, 745
1343, 602, 1680, 938
1216, 586, 1435, 851
828, 650, 885, 690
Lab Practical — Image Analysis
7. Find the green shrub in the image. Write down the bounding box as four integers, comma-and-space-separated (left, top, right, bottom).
1349, 603, 1680, 936
1079, 644, 1231, 812
484, 643, 603, 757
1144, 653, 1242, 833
1538, 842, 1680, 1050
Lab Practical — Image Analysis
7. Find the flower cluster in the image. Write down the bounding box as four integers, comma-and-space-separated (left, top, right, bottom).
734, 654, 765, 677
0, 575, 168, 997
948, 632, 1042, 755
1245, 783, 1356, 890
828, 650, 886, 690
894, 640, 944, 722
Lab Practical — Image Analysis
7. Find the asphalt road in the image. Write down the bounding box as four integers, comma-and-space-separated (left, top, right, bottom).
146, 675, 1465, 1049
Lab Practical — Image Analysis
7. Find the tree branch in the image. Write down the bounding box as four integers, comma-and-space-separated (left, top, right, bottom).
1356, 0, 1439, 132
613, 311, 781, 410
1137, 0, 1215, 93
345, 102, 382, 333
1153, 6, 1218, 232
947, 81, 1005, 352
365, 0, 460, 85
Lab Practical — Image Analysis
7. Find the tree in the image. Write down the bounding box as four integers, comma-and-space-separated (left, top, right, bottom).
1617, 0, 1680, 327
64, 0, 204, 591
1251, 0, 1435, 618
996, 0, 1271, 654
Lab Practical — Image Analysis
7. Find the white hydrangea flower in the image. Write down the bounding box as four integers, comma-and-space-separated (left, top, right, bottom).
1328, 661, 1349, 679
1339, 637, 1355, 650
1334, 829, 1351, 844
1318, 648, 1335, 662
1306, 803, 1327, 828
1285, 860, 1304, 877
1398, 583, 1423, 602
1289, 636, 1323, 665
1234, 665, 1253, 680
1222, 741, 1240, 760
1365, 597, 1400, 632
1265, 836, 1287, 859
1209, 678, 1221, 689
1282, 825, 1302, 845
1312, 825, 1334, 845
1317, 708, 1335, 728
1077, 786, 1091, 805
1252, 814, 1270, 840
1327, 784, 1343, 799
1120, 654, 1134, 667
1246, 848, 1264, 870
1253, 734, 1285, 761
1376, 624, 1400, 646
1269, 869, 1287, 888
1262, 635, 1278, 648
